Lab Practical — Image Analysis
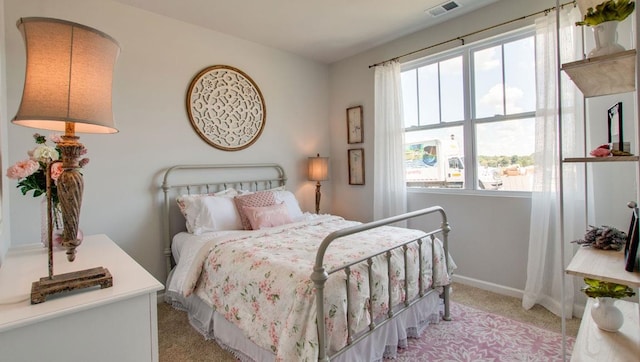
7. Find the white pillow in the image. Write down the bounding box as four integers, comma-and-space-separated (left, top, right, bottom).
272, 190, 304, 221
177, 188, 238, 233
192, 195, 243, 234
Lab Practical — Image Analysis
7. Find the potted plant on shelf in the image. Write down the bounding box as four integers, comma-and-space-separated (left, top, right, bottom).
575, 0, 635, 58
581, 278, 636, 332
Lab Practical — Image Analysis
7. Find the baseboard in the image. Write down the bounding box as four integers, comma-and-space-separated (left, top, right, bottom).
452, 275, 524, 299
157, 290, 165, 304
453, 275, 585, 319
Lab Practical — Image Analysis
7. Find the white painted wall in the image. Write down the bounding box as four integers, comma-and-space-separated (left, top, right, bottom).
3, 0, 330, 282
328, 0, 557, 292
0, 0, 8, 264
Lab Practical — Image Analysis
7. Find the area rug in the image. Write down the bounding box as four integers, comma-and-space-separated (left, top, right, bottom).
391, 302, 574, 361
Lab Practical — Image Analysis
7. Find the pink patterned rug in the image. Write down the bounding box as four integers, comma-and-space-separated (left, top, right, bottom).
392, 302, 574, 361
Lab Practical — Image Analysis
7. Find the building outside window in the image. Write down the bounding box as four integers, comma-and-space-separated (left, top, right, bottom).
401, 27, 536, 192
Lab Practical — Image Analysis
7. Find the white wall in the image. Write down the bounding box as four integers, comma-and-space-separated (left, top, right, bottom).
3, 0, 331, 283
0, 0, 8, 264
328, 0, 557, 292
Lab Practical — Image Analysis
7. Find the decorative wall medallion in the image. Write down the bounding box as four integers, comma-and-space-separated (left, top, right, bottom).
186, 65, 266, 151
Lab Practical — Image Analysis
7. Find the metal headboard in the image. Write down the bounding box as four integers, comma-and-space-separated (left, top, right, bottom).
161, 164, 287, 273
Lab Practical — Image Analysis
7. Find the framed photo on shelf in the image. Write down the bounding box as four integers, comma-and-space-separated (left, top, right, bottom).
607, 102, 624, 151
348, 148, 365, 185
347, 106, 363, 144
625, 202, 639, 272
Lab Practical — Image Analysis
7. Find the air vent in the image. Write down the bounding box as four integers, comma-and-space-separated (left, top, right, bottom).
427, 1, 461, 17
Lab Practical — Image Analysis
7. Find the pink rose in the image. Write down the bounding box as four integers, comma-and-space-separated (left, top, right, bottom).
50, 162, 63, 181
79, 158, 90, 168
6, 159, 39, 179
49, 133, 62, 143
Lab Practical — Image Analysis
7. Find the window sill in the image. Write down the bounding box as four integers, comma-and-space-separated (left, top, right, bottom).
407, 187, 532, 199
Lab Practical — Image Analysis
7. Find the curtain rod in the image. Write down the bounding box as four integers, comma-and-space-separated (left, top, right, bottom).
368, 0, 576, 68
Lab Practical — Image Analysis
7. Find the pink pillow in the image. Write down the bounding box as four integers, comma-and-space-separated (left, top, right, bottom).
234, 191, 276, 230
243, 203, 292, 230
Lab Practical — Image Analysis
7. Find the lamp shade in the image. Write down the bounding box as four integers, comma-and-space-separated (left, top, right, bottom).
308, 154, 329, 181
12, 17, 120, 134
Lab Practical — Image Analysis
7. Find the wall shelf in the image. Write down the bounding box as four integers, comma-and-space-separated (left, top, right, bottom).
561, 49, 636, 98
563, 156, 640, 163
569, 298, 639, 362
566, 247, 640, 288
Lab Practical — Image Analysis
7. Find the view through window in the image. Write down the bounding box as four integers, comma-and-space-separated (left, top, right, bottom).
402, 28, 536, 192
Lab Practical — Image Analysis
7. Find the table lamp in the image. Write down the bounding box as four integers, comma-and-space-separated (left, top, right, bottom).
308, 154, 329, 214
12, 17, 120, 303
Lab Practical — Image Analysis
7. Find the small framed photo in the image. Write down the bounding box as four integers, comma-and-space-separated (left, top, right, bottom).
625, 203, 639, 272
347, 106, 363, 144
608, 102, 623, 151
348, 148, 365, 185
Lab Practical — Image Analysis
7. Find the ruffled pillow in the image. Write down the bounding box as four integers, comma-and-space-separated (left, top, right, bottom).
177, 188, 238, 233
243, 203, 292, 230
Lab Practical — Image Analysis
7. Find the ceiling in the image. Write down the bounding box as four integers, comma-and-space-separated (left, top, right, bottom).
111, 0, 499, 64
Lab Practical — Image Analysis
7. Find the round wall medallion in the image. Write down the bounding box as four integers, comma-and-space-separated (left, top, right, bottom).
186, 65, 266, 151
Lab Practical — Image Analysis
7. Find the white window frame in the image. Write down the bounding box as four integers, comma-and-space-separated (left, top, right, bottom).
401, 26, 536, 196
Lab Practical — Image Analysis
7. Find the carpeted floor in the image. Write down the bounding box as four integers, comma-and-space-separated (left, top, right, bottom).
157, 282, 581, 361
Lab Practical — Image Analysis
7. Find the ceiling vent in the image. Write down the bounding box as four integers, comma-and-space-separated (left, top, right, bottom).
426, 1, 461, 17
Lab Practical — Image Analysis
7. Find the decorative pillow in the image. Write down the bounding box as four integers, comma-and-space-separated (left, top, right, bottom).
272, 190, 304, 221
243, 203, 292, 230
177, 188, 238, 233
192, 195, 243, 234
234, 191, 276, 230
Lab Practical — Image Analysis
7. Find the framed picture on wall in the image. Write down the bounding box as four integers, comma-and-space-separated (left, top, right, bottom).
348, 148, 365, 185
625, 202, 639, 272
347, 106, 363, 144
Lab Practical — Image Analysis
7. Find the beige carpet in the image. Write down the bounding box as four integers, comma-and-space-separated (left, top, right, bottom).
157, 282, 581, 361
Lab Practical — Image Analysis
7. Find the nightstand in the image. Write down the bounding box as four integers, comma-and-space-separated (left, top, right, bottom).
0, 234, 164, 362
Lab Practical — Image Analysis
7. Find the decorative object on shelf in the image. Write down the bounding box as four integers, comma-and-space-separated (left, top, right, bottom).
186, 65, 265, 151
575, 0, 635, 58
348, 148, 365, 185
347, 106, 363, 144
589, 143, 633, 157
624, 201, 639, 271
581, 277, 636, 331
572, 225, 627, 250
12, 17, 119, 303
607, 101, 630, 153
308, 154, 329, 214
5, 133, 89, 247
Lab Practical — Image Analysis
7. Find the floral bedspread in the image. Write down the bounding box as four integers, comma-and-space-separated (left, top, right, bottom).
179, 215, 455, 361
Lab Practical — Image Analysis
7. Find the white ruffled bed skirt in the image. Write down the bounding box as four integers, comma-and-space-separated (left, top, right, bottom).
165, 285, 442, 361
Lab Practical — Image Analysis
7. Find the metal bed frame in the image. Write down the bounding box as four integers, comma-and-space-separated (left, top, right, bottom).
161, 164, 451, 361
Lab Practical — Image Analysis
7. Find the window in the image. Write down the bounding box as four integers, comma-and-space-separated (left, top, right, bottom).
402, 28, 536, 192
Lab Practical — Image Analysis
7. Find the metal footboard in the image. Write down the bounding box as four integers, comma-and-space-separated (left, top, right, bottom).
310, 206, 451, 361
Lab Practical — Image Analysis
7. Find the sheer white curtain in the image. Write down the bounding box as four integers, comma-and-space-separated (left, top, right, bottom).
373, 60, 407, 220
523, 6, 584, 318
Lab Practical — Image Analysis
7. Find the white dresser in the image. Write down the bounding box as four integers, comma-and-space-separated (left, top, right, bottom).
0, 234, 164, 362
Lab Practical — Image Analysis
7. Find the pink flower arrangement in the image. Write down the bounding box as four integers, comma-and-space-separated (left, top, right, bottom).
6, 133, 89, 204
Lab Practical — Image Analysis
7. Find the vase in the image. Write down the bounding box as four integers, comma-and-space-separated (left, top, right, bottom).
588, 21, 626, 58
590, 297, 624, 332
40, 198, 64, 249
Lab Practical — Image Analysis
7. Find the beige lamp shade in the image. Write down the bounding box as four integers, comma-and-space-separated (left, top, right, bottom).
12, 17, 120, 133
308, 154, 329, 181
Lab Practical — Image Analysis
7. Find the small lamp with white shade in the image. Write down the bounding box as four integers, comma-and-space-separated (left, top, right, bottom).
308, 154, 329, 214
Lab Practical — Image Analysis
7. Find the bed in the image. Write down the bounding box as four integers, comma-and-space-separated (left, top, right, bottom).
162, 164, 456, 361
